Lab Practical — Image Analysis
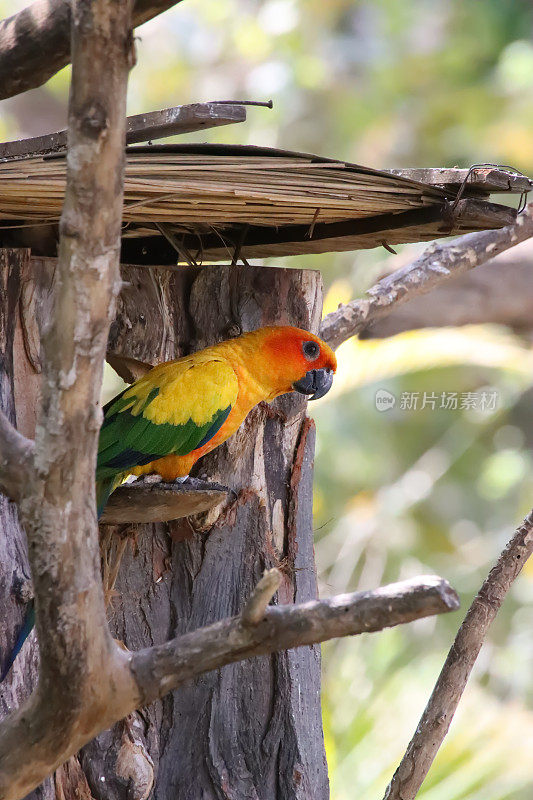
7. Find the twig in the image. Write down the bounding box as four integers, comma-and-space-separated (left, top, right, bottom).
0, 410, 34, 504
132, 575, 459, 705
241, 568, 282, 625
211, 99, 273, 108
383, 509, 533, 800
320, 204, 533, 349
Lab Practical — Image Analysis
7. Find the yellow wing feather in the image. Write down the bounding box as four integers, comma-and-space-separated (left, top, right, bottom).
121, 354, 239, 427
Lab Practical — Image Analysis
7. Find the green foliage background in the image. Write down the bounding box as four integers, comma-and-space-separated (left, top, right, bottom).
2, 1, 533, 796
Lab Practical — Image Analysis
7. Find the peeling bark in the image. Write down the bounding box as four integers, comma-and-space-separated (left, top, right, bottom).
0, 2, 137, 798
0, 249, 53, 800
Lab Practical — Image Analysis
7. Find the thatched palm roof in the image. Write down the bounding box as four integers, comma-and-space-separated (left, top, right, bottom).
0, 143, 527, 263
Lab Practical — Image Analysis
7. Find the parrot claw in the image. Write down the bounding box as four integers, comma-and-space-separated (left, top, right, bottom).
172, 475, 236, 499
142, 474, 163, 485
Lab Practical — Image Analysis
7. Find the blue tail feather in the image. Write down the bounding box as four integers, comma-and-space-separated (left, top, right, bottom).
1, 600, 35, 682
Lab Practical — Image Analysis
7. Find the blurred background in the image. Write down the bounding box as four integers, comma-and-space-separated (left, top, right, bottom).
2, 1, 533, 797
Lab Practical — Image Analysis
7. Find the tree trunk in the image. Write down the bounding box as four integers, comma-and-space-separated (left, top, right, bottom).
0, 249, 54, 800
87, 263, 329, 800
0, 258, 329, 799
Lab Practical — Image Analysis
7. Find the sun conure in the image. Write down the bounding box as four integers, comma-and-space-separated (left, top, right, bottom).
96, 325, 336, 514
1, 325, 336, 681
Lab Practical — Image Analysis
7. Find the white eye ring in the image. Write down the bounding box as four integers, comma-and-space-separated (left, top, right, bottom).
302, 340, 320, 361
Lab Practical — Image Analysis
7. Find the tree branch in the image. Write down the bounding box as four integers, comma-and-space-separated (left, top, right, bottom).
0, 2, 136, 798
383, 509, 533, 800
0, 573, 459, 797
0, 0, 185, 102
0, 409, 33, 504
320, 204, 533, 349
357, 253, 533, 338
132, 575, 459, 706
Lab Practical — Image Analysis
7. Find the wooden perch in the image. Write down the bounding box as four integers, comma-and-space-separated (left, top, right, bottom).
384, 509, 533, 800
131, 575, 460, 705
0, 574, 459, 798
0, 103, 247, 160
0, 0, 187, 101
320, 203, 533, 349
100, 477, 230, 524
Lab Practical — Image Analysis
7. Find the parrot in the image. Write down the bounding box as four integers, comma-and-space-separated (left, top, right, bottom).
1, 325, 336, 681
96, 325, 337, 514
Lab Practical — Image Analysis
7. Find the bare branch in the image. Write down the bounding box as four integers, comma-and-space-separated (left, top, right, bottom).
0, 572, 459, 798
0, 0, 186, 102
0, 409, 33, 504
383, 510, 533, 800
0, 1, 136, 798
0, 102, 246, 159
358, 253, 533, 338
132, 575, 459, 706
320, 204, 533, 349
241, 568, 282, 626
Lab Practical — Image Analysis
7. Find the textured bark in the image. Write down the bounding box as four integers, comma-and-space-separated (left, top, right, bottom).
358, 255, 533, 338
0, 253, 459, 799
92, 263, 329, 800
0, 249, 54, 800
128, 575, 459, 705
0, 2, 137, 798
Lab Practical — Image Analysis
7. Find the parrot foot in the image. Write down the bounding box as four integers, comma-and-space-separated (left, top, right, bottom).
173, 475, 233, 494
177, 475, 238, 501
141, 473, 163, 484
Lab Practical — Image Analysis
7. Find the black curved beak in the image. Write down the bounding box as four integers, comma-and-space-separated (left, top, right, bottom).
292, 368, 334, 401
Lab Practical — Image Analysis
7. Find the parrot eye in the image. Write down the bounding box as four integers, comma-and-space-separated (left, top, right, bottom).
302, 340, 320, 361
